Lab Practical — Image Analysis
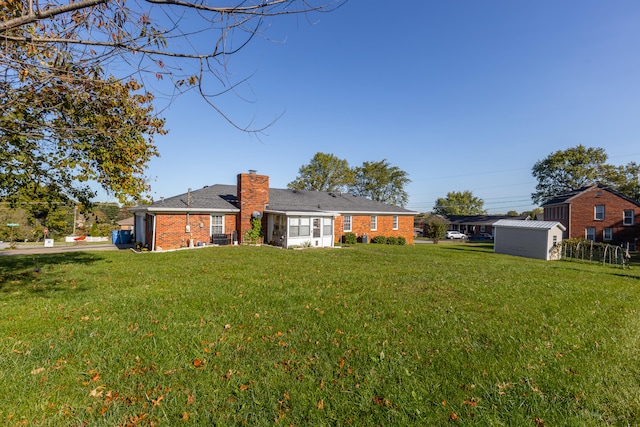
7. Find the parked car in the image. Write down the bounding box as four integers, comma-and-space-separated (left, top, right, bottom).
468, 233, 493, 241
446, 230, 467, 239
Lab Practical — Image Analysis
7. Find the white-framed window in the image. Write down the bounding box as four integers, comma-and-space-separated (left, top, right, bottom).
586, 227, 596, 241
623, 210, 634, 226
370, 215, 377, 231
211, 215, 224, 235
594, 205, 605, 220
289, 217, 310, 237
603, 228, 613, 241
392, 215, 398, 230
343, 215, 352, 232
323, 217, 333, 236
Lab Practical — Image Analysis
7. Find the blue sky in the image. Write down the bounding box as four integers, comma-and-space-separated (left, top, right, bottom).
124, 0, 640, 214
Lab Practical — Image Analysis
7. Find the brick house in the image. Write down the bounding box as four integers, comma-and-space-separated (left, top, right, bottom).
130, 171, 416, 251
541, 184, 640, 247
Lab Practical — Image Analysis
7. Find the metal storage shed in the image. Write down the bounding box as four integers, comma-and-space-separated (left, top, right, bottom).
493, 220, 566, 261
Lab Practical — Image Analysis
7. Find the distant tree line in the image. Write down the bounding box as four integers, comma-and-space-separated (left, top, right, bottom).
0, 199, 130, 242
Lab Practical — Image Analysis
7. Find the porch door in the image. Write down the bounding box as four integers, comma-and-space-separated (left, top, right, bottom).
313, 218, 321, 238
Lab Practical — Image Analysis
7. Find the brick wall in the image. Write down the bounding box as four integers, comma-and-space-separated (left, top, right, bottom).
543, 204, 569, 235
237, 172, 269, 243
154, 213, 211, 251
334, 214, 414, 244
568, 187, 640, 244
226, 215, 238, 243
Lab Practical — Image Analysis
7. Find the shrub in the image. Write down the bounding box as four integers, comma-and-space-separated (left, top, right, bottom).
371, 235, 387, 244
343, 232, 357, 245
386, 236, 398, 245
244, 217, 263, 244
397, 236, 406, 245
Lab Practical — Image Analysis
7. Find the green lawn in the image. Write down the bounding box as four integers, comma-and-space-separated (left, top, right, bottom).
1, 244, 639, 426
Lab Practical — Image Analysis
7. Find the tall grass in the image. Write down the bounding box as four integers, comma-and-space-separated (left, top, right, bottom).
1, 244, 639, 426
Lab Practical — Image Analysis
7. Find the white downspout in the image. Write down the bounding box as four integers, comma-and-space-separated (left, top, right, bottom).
150, 214, 157, 251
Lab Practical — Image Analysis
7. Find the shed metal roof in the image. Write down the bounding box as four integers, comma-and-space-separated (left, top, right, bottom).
493, 219, 566, 231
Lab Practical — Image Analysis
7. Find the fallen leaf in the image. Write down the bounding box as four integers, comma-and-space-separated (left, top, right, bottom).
239, 384, 250, 392
450, 412, 459, 421
463, 400, 478, 406
193, 359, 205, 368
317, 399, 324, 409
31, 367, 45, 375
152, 395, 164, 407
90, 386, 105, 398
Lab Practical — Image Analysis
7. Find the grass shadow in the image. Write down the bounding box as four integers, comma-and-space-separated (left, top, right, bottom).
552, 260, 640, 280
439, 243, 494, 253
0, 252, 102, 295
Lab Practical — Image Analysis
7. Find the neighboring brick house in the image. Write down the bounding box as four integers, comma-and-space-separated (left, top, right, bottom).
130, 171, 416, 251
541, 184, 640, 246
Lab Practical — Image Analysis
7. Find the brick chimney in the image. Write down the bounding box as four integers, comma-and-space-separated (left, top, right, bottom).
237, 170, 269, 243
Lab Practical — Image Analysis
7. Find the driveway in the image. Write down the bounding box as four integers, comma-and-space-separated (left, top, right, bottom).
0, 243, 133, 256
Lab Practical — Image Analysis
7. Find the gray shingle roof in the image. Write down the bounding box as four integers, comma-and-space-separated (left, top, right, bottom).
267, 188, 415, 214
134, 184, 416, 215
446, 214, 528, 225
540, 185, 594, 206
541, 184, 640, 207
136, 184, 240, 212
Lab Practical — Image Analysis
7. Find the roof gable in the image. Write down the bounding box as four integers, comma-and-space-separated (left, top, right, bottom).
541, 184, 640, 208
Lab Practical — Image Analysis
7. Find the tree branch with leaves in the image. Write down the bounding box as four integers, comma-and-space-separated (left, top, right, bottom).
1, 0, 345, 205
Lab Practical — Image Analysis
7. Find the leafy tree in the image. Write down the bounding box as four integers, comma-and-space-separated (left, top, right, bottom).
1, 73, 166, 205
288, 152, 354, 192
433, 191, 486, 216
350, 160, 410, 207
422, 214, 449, 244
94, 203, 122, 224
520, 207, 543, 219
531, 145, 640, 204
601, 161, 640, 201
45, 206, 73, 237
507, 210, 520, 217
0, 0, 343, 132
531, 145, 609, 204
1, 0, 343, 204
